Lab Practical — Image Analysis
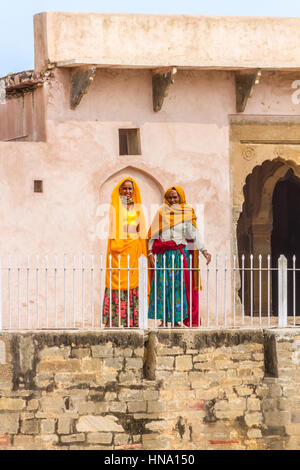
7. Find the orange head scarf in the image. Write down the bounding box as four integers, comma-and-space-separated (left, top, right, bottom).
105, 177, 147, 289
148, 185, 198, 240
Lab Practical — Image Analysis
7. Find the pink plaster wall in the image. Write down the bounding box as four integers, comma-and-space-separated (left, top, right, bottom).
0, 68, 237, 326
1, 69, 300, 256
0, 94, 32, 142
242, 71, 300, 115
0, 87, 46, 142
33, 12, 300, 70
1, 67, 300, 326
43, 68, 235, 257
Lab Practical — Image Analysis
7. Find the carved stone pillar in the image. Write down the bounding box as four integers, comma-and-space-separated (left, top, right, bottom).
250, 223, 273, 316
232, 206, 243, 309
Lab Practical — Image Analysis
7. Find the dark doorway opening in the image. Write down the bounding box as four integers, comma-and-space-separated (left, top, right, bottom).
271, 169, 300, 316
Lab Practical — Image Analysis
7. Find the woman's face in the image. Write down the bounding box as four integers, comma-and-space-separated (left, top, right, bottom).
120, 180, 134, 200
167, 189, 181, 205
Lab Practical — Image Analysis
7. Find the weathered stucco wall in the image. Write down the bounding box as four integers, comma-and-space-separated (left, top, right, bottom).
0, 329, 299, 450
33, 12, 300, 71
0, 68, 300, 327
0, 86, 46, 142
0, 68, 235, 258
1, 68, 300, 259
1, 69, 300, 329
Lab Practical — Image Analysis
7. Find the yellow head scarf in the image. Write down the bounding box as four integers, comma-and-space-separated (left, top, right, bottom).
105, 177, 147, 289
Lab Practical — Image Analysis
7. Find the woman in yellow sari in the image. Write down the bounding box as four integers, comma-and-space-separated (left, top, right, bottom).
103, 177, 147, 327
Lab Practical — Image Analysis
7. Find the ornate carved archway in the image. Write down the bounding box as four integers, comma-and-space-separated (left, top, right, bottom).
237, 158, 300, 315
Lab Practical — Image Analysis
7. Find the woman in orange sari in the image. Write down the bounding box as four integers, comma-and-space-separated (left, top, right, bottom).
148, 186, 211, 327
103, 177, 147, 327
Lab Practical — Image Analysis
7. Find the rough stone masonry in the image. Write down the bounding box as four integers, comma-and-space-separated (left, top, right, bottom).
0, 328, 299, 450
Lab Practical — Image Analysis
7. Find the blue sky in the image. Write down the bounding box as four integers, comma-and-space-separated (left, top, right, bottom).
1, 0, 300, 77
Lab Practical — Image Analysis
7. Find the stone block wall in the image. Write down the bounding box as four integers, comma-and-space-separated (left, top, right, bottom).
0, 328, 299, 450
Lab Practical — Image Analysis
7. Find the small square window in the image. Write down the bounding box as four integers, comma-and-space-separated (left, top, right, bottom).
119, 129, 141, 155
34, 180, 43, 193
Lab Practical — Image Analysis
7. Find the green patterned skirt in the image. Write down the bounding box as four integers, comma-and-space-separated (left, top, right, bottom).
148, 247, 189, 323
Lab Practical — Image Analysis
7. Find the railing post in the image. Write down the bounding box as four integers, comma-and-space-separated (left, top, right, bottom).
139, 254, 148, 329
278, 254, 288, 327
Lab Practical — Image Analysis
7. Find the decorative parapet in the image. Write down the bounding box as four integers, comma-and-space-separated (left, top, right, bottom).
34, 13, 300, 71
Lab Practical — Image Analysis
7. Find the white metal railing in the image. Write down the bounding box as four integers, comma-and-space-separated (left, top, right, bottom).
0, 253, 298, 330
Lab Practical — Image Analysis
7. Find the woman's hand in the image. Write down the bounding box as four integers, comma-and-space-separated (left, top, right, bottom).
202, 250, 212, 265
149, 253, 156, 269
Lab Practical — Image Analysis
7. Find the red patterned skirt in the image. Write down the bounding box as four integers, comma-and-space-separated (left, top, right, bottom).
102, 287, 139, 327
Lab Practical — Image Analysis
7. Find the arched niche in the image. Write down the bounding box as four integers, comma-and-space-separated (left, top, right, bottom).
237, 158, 300, 316
95, 166, 164, 256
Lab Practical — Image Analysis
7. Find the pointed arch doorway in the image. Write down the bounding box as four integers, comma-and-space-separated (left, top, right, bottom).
237, 159, 300, 317
271, 169, 300, 316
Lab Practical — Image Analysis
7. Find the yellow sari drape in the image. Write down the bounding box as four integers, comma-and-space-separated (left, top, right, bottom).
105, 177, 148, 290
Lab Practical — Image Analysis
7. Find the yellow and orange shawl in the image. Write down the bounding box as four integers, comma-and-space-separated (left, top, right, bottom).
148, 186, 201, 290
105, 177, 147, 290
